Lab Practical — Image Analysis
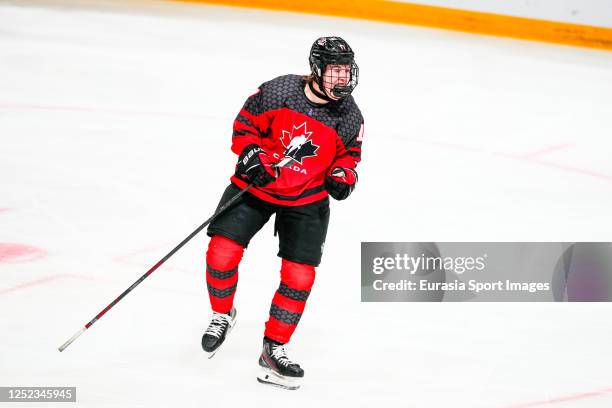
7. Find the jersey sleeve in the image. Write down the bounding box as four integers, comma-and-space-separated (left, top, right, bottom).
330, 108, 364, 172
231, 77, 289, 155
231, 87, 267, 154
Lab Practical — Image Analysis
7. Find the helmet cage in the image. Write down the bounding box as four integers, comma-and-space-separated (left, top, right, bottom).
309, 37, 359, 99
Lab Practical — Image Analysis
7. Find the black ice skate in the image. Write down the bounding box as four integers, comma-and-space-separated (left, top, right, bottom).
201, 307, 237, 358
257, 337, 304, 390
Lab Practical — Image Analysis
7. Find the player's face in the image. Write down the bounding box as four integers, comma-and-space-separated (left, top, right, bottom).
322, 64, 351, 99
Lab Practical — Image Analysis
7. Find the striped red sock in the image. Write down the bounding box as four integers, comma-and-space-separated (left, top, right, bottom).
264, 259, 315, 343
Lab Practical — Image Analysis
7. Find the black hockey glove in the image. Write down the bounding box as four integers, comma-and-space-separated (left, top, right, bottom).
235, 144, 279, 187
325, 167, 357, 201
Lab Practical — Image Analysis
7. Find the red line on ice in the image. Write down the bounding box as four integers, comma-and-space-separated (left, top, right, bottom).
113, 244, 197, 275
502, 386, 612, 407
400, 136, 612, 183
0, 102, 218, 120
63, 273, 201, 297
527, 158, 612, 182
522, 143, 573, 158
0, 275, 66, 295
0, 273, 200, 297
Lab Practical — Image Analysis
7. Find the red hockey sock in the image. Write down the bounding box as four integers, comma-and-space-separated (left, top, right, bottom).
264, 259, 315, 343
206, 235, 244, 314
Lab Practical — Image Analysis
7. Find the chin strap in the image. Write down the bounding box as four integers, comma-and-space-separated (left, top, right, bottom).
308, 79, 334, 103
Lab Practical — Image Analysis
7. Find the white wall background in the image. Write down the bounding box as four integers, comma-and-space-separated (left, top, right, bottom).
398, 0, 612, 27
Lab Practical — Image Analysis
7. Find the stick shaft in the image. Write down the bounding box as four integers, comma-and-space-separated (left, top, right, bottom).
58, 183, 253, 351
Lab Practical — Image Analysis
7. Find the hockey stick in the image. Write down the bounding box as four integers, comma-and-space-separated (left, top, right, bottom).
58, 181, 255, 352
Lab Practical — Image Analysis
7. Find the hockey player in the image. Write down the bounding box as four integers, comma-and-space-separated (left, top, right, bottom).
201, 36, 364, 390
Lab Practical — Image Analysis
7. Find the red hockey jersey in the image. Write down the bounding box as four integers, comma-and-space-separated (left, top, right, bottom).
230, 74, 364, 206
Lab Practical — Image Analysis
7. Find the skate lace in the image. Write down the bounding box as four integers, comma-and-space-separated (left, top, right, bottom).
204, 313, 231, 338
270, 344, 296, 367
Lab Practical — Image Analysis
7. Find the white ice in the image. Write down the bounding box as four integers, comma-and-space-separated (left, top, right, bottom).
1, 1, 612, 407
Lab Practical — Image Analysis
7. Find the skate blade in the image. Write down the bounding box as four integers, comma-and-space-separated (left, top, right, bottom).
257, 367, 301, 390
205, 314, 237, 360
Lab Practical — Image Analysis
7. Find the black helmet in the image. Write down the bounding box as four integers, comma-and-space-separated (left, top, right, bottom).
309, 36, 359, 99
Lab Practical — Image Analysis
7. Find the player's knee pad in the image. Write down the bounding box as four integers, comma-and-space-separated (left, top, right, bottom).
206, 236, 243, 314
206, 235, 244, 269
280, 259, 316, 291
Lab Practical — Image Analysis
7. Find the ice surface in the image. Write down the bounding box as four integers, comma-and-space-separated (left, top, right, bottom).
1, 1, 612, 407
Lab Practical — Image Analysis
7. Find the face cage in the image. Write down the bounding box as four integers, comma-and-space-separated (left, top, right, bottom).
315, 61, 359, 99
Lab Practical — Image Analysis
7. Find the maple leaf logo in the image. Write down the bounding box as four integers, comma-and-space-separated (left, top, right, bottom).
280, 122, 319, 164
